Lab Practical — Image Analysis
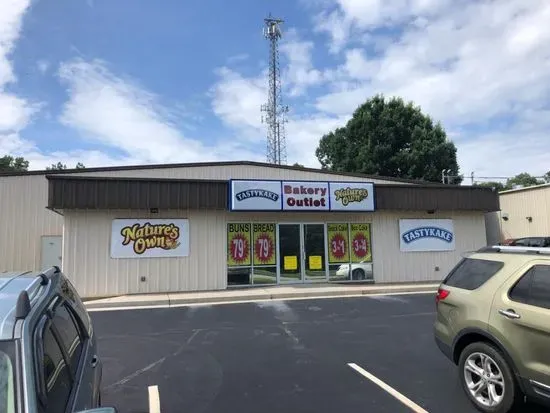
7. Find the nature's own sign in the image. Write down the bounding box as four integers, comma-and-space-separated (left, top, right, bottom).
399, 219, 455, 252
111, 219, 190, 258
229, 180, 375, 212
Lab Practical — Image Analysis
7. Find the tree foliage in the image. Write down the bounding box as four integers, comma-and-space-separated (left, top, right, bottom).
315, 94, 461, 183
0, 155, 29, 172
46, 162, 86, 170
475, 172, 549, 192
505, 172, 543, 189
474, 181, 506, 191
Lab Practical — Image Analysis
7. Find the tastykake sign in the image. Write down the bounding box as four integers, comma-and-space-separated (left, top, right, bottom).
111, 219, 190, 258
399, 219, 455, 252
229, 180, 374, 212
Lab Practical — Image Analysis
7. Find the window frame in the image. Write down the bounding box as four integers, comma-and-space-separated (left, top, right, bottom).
508, 264, 550, 309
33, 295, 88, 413
50, 301, 85, 379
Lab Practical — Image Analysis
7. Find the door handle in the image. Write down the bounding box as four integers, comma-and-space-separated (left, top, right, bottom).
91, 355, 99, 368
498, 309, 521, 319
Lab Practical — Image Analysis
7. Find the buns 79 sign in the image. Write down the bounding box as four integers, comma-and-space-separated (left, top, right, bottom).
227, 223, 251, 266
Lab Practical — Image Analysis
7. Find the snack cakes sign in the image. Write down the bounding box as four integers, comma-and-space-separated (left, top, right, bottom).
111, 219, 190, 258
399, 219, 455, 252
229, 180, 375, 212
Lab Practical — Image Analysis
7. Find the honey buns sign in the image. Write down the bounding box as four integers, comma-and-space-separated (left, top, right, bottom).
229, 180, 375, 212
111, 219, 190, 258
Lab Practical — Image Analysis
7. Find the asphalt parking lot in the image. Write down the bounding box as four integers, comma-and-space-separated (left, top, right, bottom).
90, 293, 546, 413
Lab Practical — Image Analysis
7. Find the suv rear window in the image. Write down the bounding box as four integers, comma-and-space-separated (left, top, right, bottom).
443, 258, 504, 290
0, 341, 16, 413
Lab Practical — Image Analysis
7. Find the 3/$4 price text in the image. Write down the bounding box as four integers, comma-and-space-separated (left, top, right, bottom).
284, 184, 327, 207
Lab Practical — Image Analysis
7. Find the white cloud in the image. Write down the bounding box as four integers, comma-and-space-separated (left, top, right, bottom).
210, 67, 266, 134
211, 0, 550, 179
210, 65, 349, 167
280, 32, 324, 95
315, 0, 452, 52
58, 59, 263, 165
37, 60, 49, 74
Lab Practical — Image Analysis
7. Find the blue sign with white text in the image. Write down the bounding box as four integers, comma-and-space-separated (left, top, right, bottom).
402, 227, 454, 244
399, 219, 455, 252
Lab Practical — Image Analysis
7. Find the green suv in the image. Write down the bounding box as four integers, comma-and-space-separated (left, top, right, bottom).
434, 246, 550, 413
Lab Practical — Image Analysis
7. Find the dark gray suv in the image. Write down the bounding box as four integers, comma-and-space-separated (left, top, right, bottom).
0, 266, 116, 413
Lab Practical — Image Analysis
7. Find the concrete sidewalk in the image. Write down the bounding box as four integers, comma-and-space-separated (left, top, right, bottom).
84, 282, 440, 310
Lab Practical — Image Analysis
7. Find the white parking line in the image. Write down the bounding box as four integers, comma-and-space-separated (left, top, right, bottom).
148, 385, 161, 413
348, 363, 429, 413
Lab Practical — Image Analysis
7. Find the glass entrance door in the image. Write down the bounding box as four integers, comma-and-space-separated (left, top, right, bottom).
278, 224, 302, 283
303, 224, 326, 282
278, 223, 327, 283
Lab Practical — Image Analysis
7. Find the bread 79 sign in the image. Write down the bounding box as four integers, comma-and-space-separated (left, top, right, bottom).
253, 223, 276, 266
227, 223, 251, 266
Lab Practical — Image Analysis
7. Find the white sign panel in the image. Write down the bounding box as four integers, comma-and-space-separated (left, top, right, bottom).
282, 181, 330, 211
329, 182, 375, 211
230, 180, 282, 211
111, 219, 189, 258
399, 219, 455, 252
229, 180, 377, 212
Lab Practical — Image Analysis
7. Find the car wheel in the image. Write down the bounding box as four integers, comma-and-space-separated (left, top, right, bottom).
458, 342, 520, 413
352, 269, 365, 280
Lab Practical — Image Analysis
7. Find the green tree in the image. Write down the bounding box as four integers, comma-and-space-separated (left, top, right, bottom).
315, 94, 461, 183
474, 181, 506, 191
46, 162, 86, 170
544, 171, 550, 183
292, 162, 305, 168
46, 162, 67, 170
0, 155, 29, 172
504, 173, 543, 190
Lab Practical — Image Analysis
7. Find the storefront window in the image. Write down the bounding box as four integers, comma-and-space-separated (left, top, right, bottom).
227, 223, 277, 286
227, 221, 372, 286
328, 223, 373, 282
252, 223, 277, 285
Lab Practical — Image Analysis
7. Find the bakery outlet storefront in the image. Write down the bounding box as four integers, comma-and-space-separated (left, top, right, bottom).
46, 174, 499, 298
226, 179, 377, 286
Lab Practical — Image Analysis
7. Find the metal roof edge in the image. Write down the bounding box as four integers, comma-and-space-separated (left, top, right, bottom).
1, 160, 439, 185
499, 182, 550, 195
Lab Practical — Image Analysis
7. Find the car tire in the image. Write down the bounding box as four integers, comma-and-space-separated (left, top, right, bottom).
352, 269, 365, 280
458, 342, 521, 413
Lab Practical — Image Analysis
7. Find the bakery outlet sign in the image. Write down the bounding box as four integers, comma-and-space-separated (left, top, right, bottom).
229, 180, 375, 212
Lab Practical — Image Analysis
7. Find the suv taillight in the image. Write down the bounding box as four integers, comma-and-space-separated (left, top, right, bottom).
436, 288, 450, 304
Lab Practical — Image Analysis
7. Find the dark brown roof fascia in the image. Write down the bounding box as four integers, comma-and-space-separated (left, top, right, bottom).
47, 176, 499, 212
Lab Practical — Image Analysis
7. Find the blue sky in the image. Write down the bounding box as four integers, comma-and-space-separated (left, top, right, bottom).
1, 0, 549, 182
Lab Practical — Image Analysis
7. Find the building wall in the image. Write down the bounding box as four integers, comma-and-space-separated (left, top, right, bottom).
62, 208, 486, 298
0, 175, 63, 271
484, 212, 502, 245
499, 185, 550, 239
0, 165, 406, 273
68, 164, 410, 185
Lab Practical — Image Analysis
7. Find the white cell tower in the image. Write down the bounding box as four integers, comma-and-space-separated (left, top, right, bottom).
261, 14, 289, 165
